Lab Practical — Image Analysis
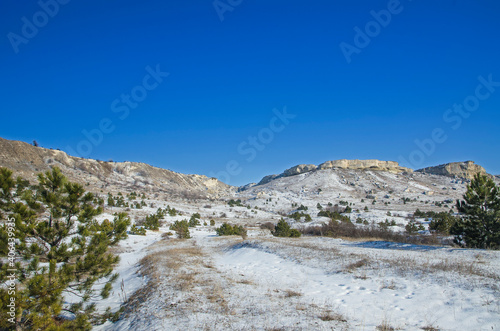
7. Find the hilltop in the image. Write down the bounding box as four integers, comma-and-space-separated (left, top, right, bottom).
0, 137, 232, 199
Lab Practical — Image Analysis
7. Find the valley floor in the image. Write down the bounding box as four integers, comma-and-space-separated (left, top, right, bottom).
96, 227, 500, 331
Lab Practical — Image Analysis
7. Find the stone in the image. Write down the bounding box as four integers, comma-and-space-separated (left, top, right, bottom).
416, 161, 489, 180
283, 164, 317, 177
318, 159, 412, 173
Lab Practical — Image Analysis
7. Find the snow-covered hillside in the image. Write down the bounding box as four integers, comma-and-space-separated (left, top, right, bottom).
99, 226, 500, 330
89, 183, 500, 331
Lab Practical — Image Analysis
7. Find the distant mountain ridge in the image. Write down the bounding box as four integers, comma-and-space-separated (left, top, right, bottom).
0, 137, 232, 199
257, 159, 491, 186
0, 137, 495, 196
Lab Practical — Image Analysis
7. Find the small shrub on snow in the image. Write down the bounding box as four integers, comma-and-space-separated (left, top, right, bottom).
215, 223, 247, 238
188, 214, 201, 227
272, 218, 301, 238
169, 220, 191, 239
428, 212, 458, 234
318, 210, 350, 222
129, 224, 146, 235
405, 219, 425, 235
290, 211, 312, 222
228, 199, 244, 207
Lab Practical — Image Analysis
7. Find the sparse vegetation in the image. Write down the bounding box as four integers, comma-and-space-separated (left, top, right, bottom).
228, 199, 244, 207
189, 213, 201, 227
139, 208, 167, 231
289, 211, 312, 222
318, 209, 350, 222
215, 223, 247, 238
130, 224, 147, 235
405, 219, 425, 234
300, 219, 441, 245
260, 221, 275, 231
169, 220, 191, 239
272, 218, 301, 237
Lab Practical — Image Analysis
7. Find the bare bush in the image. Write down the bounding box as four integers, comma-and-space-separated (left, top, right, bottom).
260, 222, 276, 231
300, 220, 442, 246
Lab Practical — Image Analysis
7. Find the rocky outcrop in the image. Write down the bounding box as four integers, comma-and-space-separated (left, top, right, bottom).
416, 161, 489, 180
0, 137, 232, 198
238, 183, 257, 192
256, 159, 412, 186
283, 164, 317, 177
319, 159, 412, 173
257, 174, 280, 186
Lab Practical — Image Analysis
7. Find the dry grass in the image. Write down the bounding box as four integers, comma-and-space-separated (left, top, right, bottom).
283, 289, 302, 298
345, 258, 369, 272
237, 279, 254, 285
122, 239, 207, 317
261, 238, 339, 253
206, 283, 229, 312
381, 255, 500, 283
377, 320, 396, 331
318, 310, 348, 323
380, 280, 397, 290
175, 271, 197, 291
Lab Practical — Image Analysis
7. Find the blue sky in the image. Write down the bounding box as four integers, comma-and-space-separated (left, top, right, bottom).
1, 0, 499, 186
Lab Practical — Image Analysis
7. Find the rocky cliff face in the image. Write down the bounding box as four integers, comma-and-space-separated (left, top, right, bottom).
318, 159, 412, 173
283, 164, 318, 176
0, 137, 232, 198
416, 161, 489, 180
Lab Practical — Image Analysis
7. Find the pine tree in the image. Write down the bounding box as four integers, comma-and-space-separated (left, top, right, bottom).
271, 218, 300, 237
0, 167, 130, 330
451, 174, 500, 249
169, 220, 190, 239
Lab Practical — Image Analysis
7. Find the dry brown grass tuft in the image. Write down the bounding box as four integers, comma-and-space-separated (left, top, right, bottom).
345, 258, 369, 272
283, 289, 302, 298
206, 283, 229, 312
376, 321, 396, 331
175, 271, 197, 291
237, 279, 254, 285
319, 310, 347, 323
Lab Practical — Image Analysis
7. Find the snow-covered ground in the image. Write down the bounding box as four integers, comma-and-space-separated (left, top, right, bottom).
85, 170, 500, 330
96, 225, 500, 331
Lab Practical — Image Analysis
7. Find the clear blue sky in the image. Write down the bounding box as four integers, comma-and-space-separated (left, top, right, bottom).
1, 0, 499, 186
